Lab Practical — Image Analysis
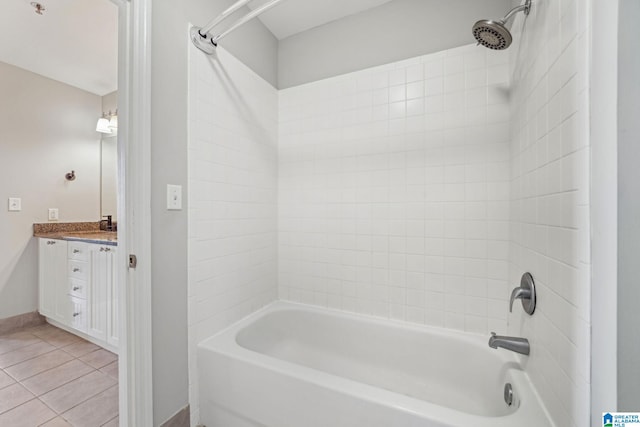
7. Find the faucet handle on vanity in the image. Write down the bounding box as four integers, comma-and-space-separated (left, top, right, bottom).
509, 272, 536, 315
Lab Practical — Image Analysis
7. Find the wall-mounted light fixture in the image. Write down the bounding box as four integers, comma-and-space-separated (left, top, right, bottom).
96, 110, 118, 134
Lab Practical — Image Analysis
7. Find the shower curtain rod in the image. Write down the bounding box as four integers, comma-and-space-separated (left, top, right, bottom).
191, 0, 286, 55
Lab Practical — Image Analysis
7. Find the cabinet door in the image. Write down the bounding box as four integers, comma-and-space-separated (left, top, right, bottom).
106, 247, 119, 348
88, 245, 109, 341
38, 238, 68, 322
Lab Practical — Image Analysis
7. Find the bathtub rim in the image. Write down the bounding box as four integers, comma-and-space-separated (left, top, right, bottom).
197, 300, 555, 427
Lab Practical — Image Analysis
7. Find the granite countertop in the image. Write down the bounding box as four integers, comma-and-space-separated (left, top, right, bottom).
33, 222, 118, 246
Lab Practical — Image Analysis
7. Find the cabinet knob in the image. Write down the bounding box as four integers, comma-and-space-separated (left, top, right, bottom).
73, 268, 80, 272
72, 312, 80, 317
72, 286, 80, 291
73, 249, 80, 254
100, 247, 105, 252
47, 240, 56, 245
104, 247, 111, 252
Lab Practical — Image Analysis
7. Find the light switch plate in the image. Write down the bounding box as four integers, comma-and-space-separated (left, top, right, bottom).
167, 184, 182, 210
48, 208, 59, 221
8, 198, 21, 211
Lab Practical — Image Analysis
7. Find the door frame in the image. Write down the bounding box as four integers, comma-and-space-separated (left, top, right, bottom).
112, 0, 154, 425
590, 0, 619, 423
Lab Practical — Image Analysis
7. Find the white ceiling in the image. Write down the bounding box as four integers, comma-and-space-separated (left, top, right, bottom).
0, 0, 118, 96
248, 0, 395, 40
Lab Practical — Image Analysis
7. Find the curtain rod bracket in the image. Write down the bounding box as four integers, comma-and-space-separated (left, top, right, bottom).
190, 26, 217, 55
191, 0, 286, 53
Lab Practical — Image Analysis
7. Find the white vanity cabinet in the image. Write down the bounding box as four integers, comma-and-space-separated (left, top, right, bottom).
88, 244, 118, 347
38, 238, 118, 352
38, 239, 69, 323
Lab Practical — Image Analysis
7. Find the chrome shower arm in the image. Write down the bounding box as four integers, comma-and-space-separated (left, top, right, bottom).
502, 0, 531, 24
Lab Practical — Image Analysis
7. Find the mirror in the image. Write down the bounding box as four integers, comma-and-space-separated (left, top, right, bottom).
100, 91, 118, 222
101, 134, 118, 221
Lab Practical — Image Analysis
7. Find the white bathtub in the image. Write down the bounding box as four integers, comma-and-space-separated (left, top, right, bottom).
198, 302, 553, 427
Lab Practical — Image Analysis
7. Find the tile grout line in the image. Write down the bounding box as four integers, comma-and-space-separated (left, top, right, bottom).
0, 324, 119, 423
101, 414, 119, 426
59, 383, 120, 423
0, 343, 59, 370
5, 346, 105, 384
20, 363, 100, 398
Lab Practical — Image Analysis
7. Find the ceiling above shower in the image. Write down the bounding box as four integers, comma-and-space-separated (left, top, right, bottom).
248, 0, 394, 39
0, 0, 117, 96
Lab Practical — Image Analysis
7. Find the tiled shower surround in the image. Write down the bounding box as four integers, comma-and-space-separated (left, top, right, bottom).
188, 47, 279, 423
188, 4, 592, 422
279, 45, 511, 334
508, 1, 591, 426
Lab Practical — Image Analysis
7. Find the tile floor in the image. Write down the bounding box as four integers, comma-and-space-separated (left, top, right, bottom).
0, 323, 118, 427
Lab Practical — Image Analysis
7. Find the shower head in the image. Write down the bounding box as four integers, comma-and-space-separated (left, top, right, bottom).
472, 19, 512, 50
473, 0, 531, 50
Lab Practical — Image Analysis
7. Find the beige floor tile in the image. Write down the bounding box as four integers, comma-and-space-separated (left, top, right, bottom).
24, 324, 57, 335
61, 385, 118, 427
0, 369, 16, 389
4, 350, 74, 381
78, 349, 118, 369
0, 383, 35, 414
101, 416, 118, 427
99, 360, 119, 380
40, 416, 73, 427
0, 340, 56, 369
0, 398, 56, 426
35, 329, 82, 348
0, 331, 40, 355
61, 340, 100, 358
40, 370, 117, 414
21, 359, 95, 396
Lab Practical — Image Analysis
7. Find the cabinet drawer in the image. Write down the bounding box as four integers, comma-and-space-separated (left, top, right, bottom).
68, 278, 87, 299
68, 242, 89, 261
69, 296, 87, 332
68, 260, 89, 281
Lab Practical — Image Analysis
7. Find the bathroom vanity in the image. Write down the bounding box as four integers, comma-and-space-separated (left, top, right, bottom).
35, 225, 118, 353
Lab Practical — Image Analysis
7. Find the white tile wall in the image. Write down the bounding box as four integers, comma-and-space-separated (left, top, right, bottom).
508, 1, 590, 426
187, 46, 279, 424
278, 44, 512, 335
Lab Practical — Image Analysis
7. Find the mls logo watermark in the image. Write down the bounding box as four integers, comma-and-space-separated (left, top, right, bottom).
604, 412, 640, 427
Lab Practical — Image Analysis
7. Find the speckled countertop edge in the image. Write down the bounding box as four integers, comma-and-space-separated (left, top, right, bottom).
33, 222, 101, 234
34, 222, 117, 246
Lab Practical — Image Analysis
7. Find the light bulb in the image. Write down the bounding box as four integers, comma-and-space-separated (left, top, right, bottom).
96, 118, 112, 134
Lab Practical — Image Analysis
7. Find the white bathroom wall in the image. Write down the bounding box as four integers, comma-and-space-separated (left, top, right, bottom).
508, 1, 591, 426
277, 0, 512, 89
279, 44, 511, 335
0, 61, 102, 320
187, 46, 279, 423
151, 1, 278, 422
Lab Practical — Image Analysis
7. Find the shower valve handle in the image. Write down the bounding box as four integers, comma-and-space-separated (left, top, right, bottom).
509, 273, 536, 315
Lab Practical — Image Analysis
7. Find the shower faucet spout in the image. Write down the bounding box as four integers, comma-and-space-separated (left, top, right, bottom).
488, 332, 530, 355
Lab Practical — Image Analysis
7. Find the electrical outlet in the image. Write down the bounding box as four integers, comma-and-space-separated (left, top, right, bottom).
48, 208, 59, 221
8, 198, 21, 211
